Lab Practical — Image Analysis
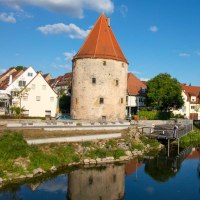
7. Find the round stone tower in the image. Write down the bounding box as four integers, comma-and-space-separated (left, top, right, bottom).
70, 14, 128, 121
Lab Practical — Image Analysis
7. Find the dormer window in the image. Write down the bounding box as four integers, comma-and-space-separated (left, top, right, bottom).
141, 88, 146, 94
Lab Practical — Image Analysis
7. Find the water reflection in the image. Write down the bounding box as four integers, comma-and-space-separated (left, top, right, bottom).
144, 146, 197, 182
0, 147, 199, 200
68, 165, 125, 200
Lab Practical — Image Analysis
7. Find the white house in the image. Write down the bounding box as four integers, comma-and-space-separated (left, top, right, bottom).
173, 84, 200, 119
19, 73, 58, 117
126, 73, 147, 117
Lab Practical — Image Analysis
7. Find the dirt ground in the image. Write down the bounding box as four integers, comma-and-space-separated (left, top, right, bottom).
0, 128, 124, 139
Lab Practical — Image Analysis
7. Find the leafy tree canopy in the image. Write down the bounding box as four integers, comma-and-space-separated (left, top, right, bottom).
15, 66, 27, 71
146, 73, 184, 111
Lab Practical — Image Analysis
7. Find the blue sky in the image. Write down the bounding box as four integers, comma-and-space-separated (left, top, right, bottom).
0, 0, 200, 85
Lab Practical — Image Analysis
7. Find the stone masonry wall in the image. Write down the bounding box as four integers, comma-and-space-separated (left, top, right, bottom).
70, 58, 128, 121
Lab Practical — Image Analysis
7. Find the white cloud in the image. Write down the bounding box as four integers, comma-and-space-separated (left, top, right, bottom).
0, 68, 7, 74
37, 23, 90, 39
140, 77, 150, 82
119, 4, 128, 17
64, 51, 76, 61
0, 0, 114, 18
179, 53, 190, 57
129, 70, 141, 75
149, 25, 158, 32
52, 64, 71, 70
0, 12, 16, 23
196, 51, 200, 56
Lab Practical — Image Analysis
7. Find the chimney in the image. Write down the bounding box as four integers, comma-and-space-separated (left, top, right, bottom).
106, 17, 110, 27
8, 75, 12, 85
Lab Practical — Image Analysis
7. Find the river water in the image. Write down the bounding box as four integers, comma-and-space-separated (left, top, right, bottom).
0, 146, 199, 200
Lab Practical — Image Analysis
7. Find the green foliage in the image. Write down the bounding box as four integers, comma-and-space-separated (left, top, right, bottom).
106, 139, 117, 148
139, 110, 172, 120
15, 66, 27, 71
10, 106, 25, 117
131, 142, 144, 151
140, 135, 160, 148
180, 128, 200, 147
146, 73, 184, 111
82, 141, 92, 147
112, 149, 125, 159
0, 131, 30, 160
59, 95, 71, 114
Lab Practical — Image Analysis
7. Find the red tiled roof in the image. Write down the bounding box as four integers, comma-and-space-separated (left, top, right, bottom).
181, 84, 200, 103
73, 14, 128, 64
127, 72, 147, 96
0, 70, 24, 90
48, 72, 72, 88
0, 68, 16, 82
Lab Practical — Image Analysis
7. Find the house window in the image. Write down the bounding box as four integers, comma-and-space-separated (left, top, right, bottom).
45, 110, 51, 116
141, 88, 146, 94
92, 78, 96, 84
36, 96, 41, 101
28, 73, 33, 77
76, 98, 78, 104
32, 84, 35, 89
42, 85, 46, 90
103, 61, 106, 66
18, 81, 26, 87
100, 98, 104, 104
11, 91, 18, 97
191, 106, 195, 109
121, 98, 123, 104
50, 97, 54, 102
116, 79, 119, 86
126, 96, 128, 105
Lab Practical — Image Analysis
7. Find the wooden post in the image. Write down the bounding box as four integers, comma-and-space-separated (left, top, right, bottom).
178, 138, 180, 154
168, 139, 170, 157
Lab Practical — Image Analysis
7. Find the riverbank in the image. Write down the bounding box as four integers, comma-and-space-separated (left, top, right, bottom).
0, 128, 161, 187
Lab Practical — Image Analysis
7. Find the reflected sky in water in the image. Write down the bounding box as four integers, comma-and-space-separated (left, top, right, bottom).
0, 147, 199, 200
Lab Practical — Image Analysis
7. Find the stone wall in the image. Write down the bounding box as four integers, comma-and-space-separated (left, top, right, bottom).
71, 58, 128, 121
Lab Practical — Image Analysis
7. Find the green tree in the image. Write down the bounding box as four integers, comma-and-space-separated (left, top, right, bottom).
59, 95, 71, 114
14, 66, 27, 71
146, 73, 184, 111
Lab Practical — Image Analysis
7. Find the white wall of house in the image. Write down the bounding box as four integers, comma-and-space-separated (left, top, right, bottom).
20, 73, 58, 117
6, 67, 37, 96
126, 95, 146, 107
173, 91, 200, 119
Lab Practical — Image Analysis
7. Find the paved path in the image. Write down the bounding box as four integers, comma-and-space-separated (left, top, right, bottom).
27, 133, 122, 145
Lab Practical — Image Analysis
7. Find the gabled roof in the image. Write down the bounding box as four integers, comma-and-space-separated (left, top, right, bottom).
181, 84, 200, 103
73, 13, 128, 64
0, 70, 24, 90
48, 72, 72, 88
20, 72, 57, 96
127, 72, 147, 96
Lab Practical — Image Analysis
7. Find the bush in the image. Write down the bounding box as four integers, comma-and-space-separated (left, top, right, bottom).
139, 110, 172, 120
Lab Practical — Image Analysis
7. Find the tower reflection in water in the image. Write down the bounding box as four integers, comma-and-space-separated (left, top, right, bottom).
67, 165, 125, 200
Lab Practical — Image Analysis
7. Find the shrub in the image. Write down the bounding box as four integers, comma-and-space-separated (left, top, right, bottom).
139, 110, 172, 120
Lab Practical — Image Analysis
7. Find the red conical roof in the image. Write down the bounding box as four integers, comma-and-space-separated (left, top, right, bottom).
73, 14, 128, 64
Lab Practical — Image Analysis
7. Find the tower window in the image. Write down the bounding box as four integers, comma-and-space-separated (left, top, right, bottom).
122, 63, 124, 67
100, 98, 104, 104
121, 98, 123, 104
116, 79, 119, 86
103, 61, 106, 66
92, 78, 96, 84
76, 98, 78, 104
